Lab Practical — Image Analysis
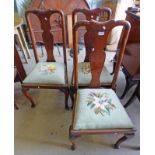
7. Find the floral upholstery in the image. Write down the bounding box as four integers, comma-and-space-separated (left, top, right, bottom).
23, 62, 65, 85
78, 62, 113, 84
73, 89, 134, 130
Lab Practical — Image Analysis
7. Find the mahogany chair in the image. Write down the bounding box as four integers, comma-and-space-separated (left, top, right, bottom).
22, 9, 69, 109
70, 7, 112, 104
72, 7, 112, 25
71, 7, 112, 51
14, 45, 27, 109
69, 19, 135, 150
70, 7, 112, 53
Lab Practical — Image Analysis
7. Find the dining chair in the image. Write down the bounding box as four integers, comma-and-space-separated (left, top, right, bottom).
71, 7, 112, 52
69, 19, 135, 150
14, 45, 27, 109
22, 9, 69, 109
70, 7, 112, 105
70, 7, 112, 53
72, 7, 112, 25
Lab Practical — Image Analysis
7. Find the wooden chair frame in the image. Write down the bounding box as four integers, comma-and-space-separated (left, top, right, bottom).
69, 19, 136, 150
14, 45, 27, 109
22, 9, 69, 109
72, 7, 112, 26
70, 7, 112, 106
72, 7, 112, 60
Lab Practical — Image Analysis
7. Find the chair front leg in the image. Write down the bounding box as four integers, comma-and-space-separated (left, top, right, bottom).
70, 86, 75, 109
114, 133, 135, 149
124, 93, 136, 108
111, 54, 117, 75
60, 87, 69, 109
120, 76, 130, 99
69, 126, 79, 150
65, 87, 69, 110
120, 78, 138, 99
22, 88, 36, 108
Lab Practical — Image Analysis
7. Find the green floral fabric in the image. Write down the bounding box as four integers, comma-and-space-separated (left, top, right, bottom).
86, 92, 116, 116
23, 62, 65, 85
78, 62, 113, 84
73, 89, 134, 130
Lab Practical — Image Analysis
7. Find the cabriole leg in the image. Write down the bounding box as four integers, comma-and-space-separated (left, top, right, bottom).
65, 88, 69, 110
114, 133, 135, 149
60, 88, 69, 110
22, 88, 36, 108
70, 86, 75, 109
69, 126, 79, 150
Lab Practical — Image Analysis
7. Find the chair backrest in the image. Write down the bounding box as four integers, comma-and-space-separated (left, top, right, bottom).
73, 19, 131, 90
72, 7, 112, 26
72, 7, 112, 62
25, 9, 67, 64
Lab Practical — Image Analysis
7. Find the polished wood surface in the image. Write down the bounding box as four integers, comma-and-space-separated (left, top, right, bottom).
125, 8, 140, 43
67, 15, 74, 48
122, 43, 140, 76
122, 8, 140, 77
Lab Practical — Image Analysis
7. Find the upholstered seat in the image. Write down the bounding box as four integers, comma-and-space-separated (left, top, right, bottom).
78, 62, 113, 84
23, 62, 65, 85
73, 89, 134, 130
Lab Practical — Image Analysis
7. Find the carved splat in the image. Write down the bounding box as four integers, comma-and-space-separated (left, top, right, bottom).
89, 51, 106, 87
84, 20, 111, 87
72, 8, 112, 62
26, 9, 66, 62
72, 7, 112, 25
73, 19, 131, 89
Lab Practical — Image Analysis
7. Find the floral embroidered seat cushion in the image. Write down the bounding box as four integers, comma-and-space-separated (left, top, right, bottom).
73, 89, 134, 130
78, 62, 113, 84
23, 62, 65, 85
